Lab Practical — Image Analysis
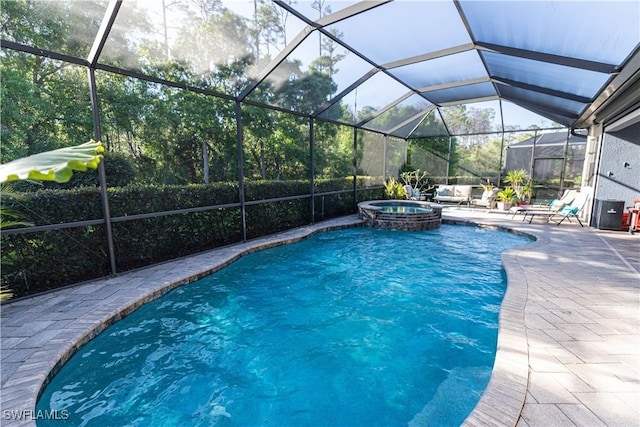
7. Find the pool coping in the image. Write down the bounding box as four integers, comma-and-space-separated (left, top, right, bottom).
2, 212, 634, 426
448, 218, 534, 427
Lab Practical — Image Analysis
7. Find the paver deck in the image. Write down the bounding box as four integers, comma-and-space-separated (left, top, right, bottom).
1, 210, 638, 426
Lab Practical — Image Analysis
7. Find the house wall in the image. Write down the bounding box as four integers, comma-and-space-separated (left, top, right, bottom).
592, 121, 640, 226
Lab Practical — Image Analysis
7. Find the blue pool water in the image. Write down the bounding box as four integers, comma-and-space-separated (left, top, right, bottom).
37, 225, 530, 426
379, 204, 432, 214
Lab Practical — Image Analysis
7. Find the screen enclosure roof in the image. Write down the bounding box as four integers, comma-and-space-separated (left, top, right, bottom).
2, 0, 639, 138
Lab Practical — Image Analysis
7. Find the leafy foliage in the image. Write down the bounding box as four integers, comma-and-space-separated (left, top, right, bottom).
496, 187, 517, 203
0, 178, 366, 297
383, 177, 407, 199
0, 141, 104, 183
0, 184, 33, 229
0, 141, 103, 301
504, 168, 531, 201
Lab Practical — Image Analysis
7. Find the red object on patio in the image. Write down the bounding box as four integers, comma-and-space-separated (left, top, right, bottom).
626, 199, 640, 234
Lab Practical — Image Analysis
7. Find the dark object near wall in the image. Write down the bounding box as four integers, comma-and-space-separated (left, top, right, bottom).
596, 199, 625, 230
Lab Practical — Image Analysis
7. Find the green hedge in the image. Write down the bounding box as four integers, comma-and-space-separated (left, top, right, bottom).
112, 209, 242, 272
2, 178, 378, 298
1, 226, 112, 297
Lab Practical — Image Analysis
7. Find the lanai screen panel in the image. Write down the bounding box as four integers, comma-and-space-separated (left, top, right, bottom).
501, 101, 568, 132
2, 0, 639, 138
327, 1, 471, 64
1, 1, 108, 58
328, 71, 411, 124
361, 94, 433, 135
453, 132, 503, 184
358, 131, 385, 182
425, 82, 496, 106
483, 53, 610, 100
411, 111, 450, 139
498, 85, 588, 125
98, 0, 308, 96
286, 1, 361, 22
385, 136, 408, 178
439, 101, 503, 136
387, 113, 433, 140
388, 50, 487, 91
460, 0, 640, 127
461, 0, 639, 64
408, 139, 450, 182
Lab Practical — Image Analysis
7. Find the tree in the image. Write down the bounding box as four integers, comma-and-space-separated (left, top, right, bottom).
173, 5, 253, 82
1, 1, 100, 161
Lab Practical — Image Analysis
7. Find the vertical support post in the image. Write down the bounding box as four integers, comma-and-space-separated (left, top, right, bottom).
353, 127, 358, 208
236, 101, 247, 242
529, 129, 538, 180
203, 141, 209, 184
498, 132, 505, 187
88, 68, 117, 275
446, 136, 452, 185
403, 137, 408, 168
309, 117, 315, 224
559, 128, 571, 196
383, 135, 388, 179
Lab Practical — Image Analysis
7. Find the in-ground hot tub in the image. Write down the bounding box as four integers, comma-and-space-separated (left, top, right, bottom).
358, 200, 443, 230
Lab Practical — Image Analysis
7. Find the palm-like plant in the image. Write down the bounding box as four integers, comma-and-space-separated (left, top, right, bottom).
497, 187, 517, 202
504, 168, 528, 200
0, 184, 33, 229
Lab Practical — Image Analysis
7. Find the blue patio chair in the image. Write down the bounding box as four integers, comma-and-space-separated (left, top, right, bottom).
550, 191, 589, 226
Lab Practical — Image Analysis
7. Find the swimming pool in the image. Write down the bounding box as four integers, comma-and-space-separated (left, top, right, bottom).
36, 225, 530, 426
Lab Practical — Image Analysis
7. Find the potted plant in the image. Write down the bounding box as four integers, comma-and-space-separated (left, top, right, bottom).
496, 187, 517, 210
519, 179, 533, 205
504, 168, 532, 205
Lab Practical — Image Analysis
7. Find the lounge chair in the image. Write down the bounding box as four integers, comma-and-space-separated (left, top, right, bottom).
433, 185, 472, 206
510, 189, 577, 218
403, 184, 424, 200
522, 191, 589, 226
553, 191, 590, 226
471, 188, 498, 209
